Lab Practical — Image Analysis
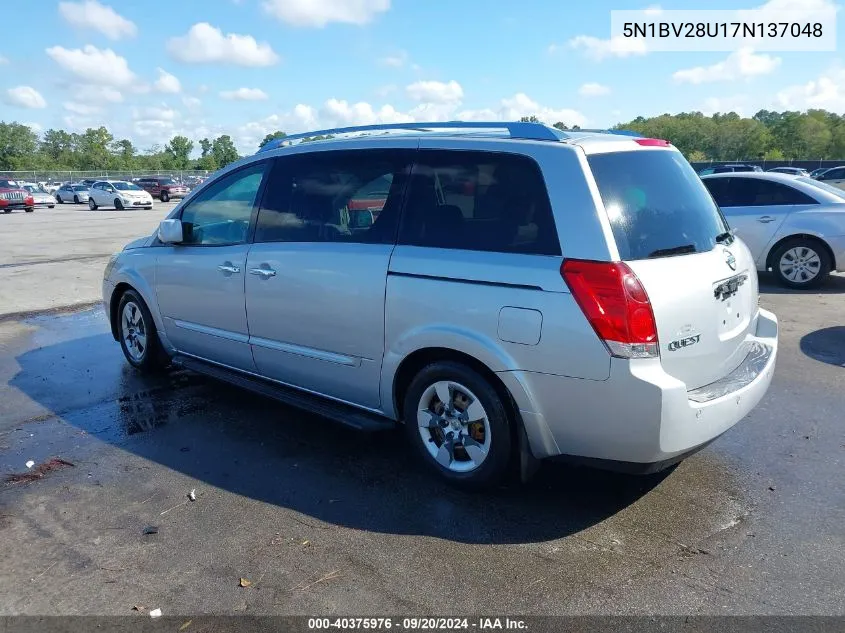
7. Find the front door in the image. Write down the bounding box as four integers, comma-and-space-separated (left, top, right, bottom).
244, 148, 414, 409
155, 162, 268, 371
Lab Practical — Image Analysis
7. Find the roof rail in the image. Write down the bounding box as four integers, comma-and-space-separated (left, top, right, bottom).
572, 128, 642, 137
257, 121, 565, 152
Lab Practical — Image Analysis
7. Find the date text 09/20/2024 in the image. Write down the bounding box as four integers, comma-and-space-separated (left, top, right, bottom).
307, 618, 528, 630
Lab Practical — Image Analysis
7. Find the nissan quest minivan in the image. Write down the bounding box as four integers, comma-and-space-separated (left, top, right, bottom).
102, 121, 778, 488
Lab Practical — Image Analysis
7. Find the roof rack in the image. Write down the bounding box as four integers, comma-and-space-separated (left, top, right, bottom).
257, 121, 566, 152
571, 128, 642, 137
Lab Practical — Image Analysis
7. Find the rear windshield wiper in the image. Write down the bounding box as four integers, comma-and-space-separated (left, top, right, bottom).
647, 244, 697, 258
715, 230, 735, 245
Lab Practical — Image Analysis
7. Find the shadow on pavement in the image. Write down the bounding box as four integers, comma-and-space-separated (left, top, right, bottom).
800, 326, 845, 367
759, 271, 845, 295
8, 328, 669, 545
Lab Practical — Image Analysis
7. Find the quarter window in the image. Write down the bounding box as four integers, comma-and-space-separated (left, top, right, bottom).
398, 150, 560, 255
179, 162, 267, 245
721, 178, 817, 206
255, 150, 413, 244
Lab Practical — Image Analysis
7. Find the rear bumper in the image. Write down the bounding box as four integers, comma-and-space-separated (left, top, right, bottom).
499, 308, 778, 469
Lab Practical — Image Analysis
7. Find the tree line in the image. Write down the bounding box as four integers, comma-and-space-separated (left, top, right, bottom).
0, 122, 240, 173
3, 109, 845, 172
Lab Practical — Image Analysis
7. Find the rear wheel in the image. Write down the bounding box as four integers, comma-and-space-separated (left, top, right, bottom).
117, 290, 169, 372
160, 191, 170, 203
56, 195, 63, 204
772, 238, 831, 289
24, 207, 34, 213
403, 361, 513, 489
73, 195, 79, 204
88, 198, 97, 210
114, 198, 124, 210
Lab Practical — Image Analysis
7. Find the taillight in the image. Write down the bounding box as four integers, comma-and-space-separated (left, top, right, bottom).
560, 259, 659, 359
634, 138, 671, 147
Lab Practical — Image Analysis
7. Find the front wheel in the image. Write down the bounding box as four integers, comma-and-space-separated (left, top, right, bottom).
73, 195, 79, 204
160, 191, 170, 203
114, 198, 124, 210
56, 195, 63, 204
88, 198, 97, 210
772, 238, 831, 289
24, 207, 34, 213
403, 361, 513, 489
117, 290, 169, 372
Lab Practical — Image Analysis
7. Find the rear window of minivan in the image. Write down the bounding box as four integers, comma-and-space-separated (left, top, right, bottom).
587, 150, 729, 261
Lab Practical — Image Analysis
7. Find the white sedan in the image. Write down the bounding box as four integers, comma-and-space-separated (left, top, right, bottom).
88, 180, 154, 210
702, 172, 845, 289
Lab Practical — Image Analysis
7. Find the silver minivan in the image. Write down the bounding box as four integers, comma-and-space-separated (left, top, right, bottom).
103, 122, 778, 488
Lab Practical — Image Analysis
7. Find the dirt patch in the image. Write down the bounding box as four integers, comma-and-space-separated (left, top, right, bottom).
4, 458, 75, 485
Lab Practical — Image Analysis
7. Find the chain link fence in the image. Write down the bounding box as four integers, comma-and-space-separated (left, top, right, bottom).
0, 170, 213, 183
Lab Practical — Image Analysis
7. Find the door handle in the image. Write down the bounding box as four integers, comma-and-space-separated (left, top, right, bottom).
249, 267, 277, 278
217, 263, 241, 274
758, 216, 776, 223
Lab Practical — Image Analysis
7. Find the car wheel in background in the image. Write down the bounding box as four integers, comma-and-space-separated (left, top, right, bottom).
73, 195, 79, 204
145, 206, 152, 210
48, 205, 55, 209
24, 207, 34, 213
114, 198, 124, 211
403, 361, 513, 489
56, 195, 63, 204
3, 209, 10, 213
89, 198, 97, 210
160, 191, 170, 203
772, 238, 832, 289
116, 289, 169, 372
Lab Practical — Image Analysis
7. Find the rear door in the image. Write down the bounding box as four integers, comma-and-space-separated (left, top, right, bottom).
586, 148, 759, 390
703, 177, 798, 267
244, 148, 414, 409
817, 167, 845, 190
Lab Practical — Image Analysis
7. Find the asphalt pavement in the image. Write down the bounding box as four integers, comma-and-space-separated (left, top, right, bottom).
0, 274, 843, 615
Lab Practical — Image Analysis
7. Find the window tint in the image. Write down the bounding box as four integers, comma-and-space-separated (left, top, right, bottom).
255, 149, 412, 244
398, 151, 559, 255
587, 150, 728, 260
821, 167, 845, 180
727, 178, 817, 206
702, 178, 733, 207
698, 167, 715, 175
179, 162, 266, 246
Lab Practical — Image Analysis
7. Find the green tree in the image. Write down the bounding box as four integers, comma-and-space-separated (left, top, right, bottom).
0, 122, 39, 170
211, 135, 239, 168
763, 148, 785, 160
687, 149, 708, 162
110, 139, 136, 169
259, 131, 287, 149
553, 122, 568, 131
77, 127, 114, 170
165, 135, 194, 169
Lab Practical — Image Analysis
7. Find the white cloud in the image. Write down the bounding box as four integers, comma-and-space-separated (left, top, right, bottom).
406, 80, 463, 104
0, 55, 8, 65
375, 84, 397, 97
182, 96, 202, 109
134, 119, 175, 139
154, 68, 181, 93
578, 82, 611, 97
4, 86, 47, 109
220, 87, 269, 101
46, 45, 136, 86
567, 35, 648, 61
63, 101, 101, 115
776, 68, 845, 111
673, 48, 780, 84
82, 85, 123, 103
58, 0, 137, 40
643, 4, 663, 15
134, 105, 179, 122
458, 93, 587, 128
379, 51, 407, 67
701, 96, 751, 116
167, 23, 280, 67
262, 0, 390, 27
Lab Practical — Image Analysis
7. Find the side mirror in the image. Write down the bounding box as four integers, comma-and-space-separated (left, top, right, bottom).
158, 219, 183, 244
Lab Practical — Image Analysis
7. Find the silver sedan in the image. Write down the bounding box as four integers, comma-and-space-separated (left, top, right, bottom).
702, 172, 845, 288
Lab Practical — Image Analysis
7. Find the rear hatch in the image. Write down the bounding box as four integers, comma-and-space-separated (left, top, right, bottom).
586, 147, 758, 390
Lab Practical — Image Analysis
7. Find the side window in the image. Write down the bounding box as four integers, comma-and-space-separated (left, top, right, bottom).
398, 150, 560, 255
702, 178, 733, 207
822, 168, 845, 180
255, 149, 412, 244
734, 179, 813, 206
179, 162, 267, 246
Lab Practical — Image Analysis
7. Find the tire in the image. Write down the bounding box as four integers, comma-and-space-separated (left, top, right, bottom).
3, 209, 10, 213
116, 289, 169, 372
25, 207, 34, 213
48, 205, 55, 209
56, 195, 63, 204
145, 206, 152, 210
771, 238, 831, 289
73, 195, 79, 204
114, 198, 124, 211
160, 191, 170, 203
403, 361, 513, 489
88, 198, 97, 210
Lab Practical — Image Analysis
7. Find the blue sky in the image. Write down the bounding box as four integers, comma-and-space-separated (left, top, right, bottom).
0, 0, 842, 153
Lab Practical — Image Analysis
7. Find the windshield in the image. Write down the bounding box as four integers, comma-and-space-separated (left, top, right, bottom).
587, 150, 729, 260
798, 177, 845, 199
23, 185, 36, 193
114, 182, 141, 191
72, 185, 87, 191
159, 178, 175, 185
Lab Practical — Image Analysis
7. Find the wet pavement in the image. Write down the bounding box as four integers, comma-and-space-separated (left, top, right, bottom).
0, 276, 843, 615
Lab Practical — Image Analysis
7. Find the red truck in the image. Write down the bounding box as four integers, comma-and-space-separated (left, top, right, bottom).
136, 177, 189, 202
0, 182, 35, 213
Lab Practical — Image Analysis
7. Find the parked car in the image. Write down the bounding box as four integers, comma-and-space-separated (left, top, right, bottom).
80, 179, 99, 187
702, 172, 845, 288
699, 163, 763, 175
812, 165, 845, 190
0, 184, 34, 213
20, 183, 56, 208
103, 121, 779, 488
137, 177, 189, 202
54, 183, 90, 204
766, 167, 809, 177
809, 167, 831, 179
88, 180, 154, 210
